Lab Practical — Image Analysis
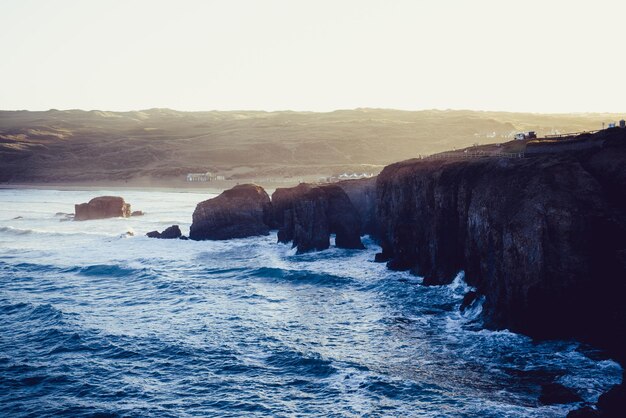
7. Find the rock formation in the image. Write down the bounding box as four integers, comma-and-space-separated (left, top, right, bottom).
189, 184, 272, 240
336, 177, 378, 236
375, 132, 626, 363
272, 183, 364, 253
181, 129, 625, 414
146, 225, 182, 239
74, 196, 131, 221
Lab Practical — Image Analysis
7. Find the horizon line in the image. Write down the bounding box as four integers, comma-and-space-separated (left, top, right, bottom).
1, 107, 625, 116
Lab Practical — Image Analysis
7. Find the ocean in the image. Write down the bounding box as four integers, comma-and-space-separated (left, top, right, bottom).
0, 189, 621, 417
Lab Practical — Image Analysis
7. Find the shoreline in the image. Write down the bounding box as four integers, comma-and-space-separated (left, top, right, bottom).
0, 183, 226, 194
0, 178, 312, 194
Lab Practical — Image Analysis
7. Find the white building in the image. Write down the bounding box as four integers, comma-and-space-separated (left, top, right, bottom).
186, 172, 224, 182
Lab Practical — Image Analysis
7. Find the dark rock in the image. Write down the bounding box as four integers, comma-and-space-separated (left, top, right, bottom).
189, 184, 272, 240
271, 183, 364, 253
272, 183, 311, 241
160, 225, 182, 239
321, 184, 365, 250
596, 383, 626, 417
131, 210, 144, 217
375, 134, 626, 359
374, 252, 390, 263
539, 383, 582, 405
146, 225, 182, 239
179, 235, 189, 240
460, 291, 479, 312
74, 196, 131, 221
336, 177, 378, 236
291, 186, 331, 253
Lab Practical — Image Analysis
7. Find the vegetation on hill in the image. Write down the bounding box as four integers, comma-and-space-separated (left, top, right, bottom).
0, 108, 619, 184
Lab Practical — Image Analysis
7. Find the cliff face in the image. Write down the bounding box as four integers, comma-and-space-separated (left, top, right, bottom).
74, 196, 131, 221
336, 177, 378, 236
189, 184, 272, 240
272, 183, 364, 253
376, 134, 626, 360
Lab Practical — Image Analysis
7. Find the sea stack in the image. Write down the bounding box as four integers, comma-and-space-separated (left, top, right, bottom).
272, 183, 364, 253
189, 184, 272, 240
74, 196, 131, 221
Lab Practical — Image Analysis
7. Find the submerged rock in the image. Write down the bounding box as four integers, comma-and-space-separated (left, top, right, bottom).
74, 196, 131, 221
189, 184, 272, 240
539, 383, 582, 405
146, 225, 182, 239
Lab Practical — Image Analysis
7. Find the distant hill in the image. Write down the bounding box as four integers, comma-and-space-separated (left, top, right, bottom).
0, 108, 621, 185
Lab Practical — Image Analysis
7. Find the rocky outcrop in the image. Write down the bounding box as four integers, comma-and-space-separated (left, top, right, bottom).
146, 225, 182, 239
337, 177, 378, 236
74, 196, 131, 221
189, 184, 272, 240
568, 374, 626, 417
539, 383, 582, 405
131, 210, 144, 217
272, 183, 364, 253
375, 132, 626, 362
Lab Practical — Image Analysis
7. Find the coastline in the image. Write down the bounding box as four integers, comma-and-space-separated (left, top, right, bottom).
0, 177, 311, 195
0, 182, 226, 194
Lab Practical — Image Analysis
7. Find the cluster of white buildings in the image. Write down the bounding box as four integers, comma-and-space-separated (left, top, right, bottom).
323, 172, 376, 183
186, 172, 226, 182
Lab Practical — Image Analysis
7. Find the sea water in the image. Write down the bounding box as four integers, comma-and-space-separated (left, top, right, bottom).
0, 189, 621, 417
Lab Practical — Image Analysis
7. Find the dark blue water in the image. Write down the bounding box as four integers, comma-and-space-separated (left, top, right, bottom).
0, 189, 621, 417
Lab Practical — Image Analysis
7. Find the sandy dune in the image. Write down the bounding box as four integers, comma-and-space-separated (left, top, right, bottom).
0, 108, 619, 186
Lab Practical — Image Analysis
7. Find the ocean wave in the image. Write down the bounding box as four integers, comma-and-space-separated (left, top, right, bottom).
77, 264, 150, 278
246, 267, 353, 287
0, 225, 117, 238
264, 349, 337, 377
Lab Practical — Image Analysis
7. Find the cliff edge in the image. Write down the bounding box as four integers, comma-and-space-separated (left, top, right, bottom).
376, 130, 626, 362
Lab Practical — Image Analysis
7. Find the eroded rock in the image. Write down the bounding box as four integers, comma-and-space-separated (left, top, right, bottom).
272, 183, 364, 253
189, 184, 272, 240
74, 196, 131, 221
146, 225, 182, 239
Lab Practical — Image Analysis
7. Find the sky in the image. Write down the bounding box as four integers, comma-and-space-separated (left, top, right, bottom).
1, 0, 625, 113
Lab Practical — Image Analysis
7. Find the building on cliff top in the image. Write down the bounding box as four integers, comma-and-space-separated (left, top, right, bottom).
515, 131, 537, 140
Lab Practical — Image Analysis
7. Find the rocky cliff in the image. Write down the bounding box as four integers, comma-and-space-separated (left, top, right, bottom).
186, 130, 626, 361
376, 131, 626, 361
189, 184, 272, 240
336, 177, 378, 236
74, 196, 131, 221
272, 183, 364, 253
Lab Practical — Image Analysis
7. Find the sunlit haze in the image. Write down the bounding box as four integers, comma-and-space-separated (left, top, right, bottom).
1, 0, 625, 112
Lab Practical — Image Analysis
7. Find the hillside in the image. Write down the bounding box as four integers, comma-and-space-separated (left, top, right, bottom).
0, 108, 620, 186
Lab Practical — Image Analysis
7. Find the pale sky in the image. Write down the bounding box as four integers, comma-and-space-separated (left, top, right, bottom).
1, 0, 625, 113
